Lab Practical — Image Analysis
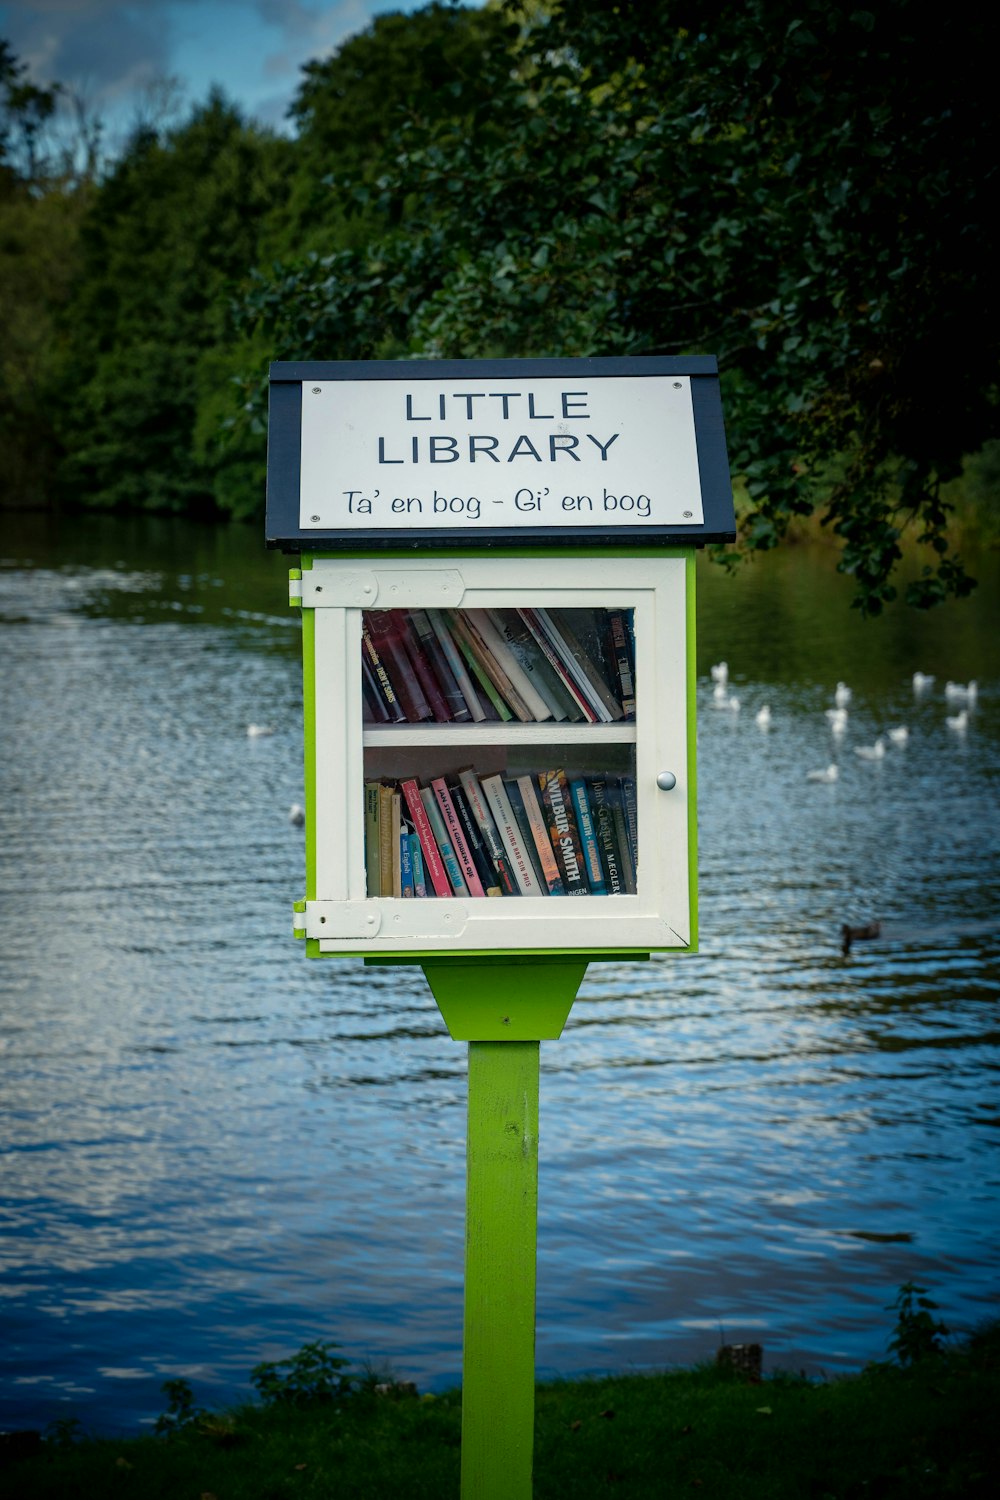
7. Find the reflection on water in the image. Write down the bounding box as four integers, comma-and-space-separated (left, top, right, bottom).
1, 513, 998, 1435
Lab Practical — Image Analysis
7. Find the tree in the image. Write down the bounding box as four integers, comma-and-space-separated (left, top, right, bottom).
240, 0, 999, 612
55, 92, 292, 515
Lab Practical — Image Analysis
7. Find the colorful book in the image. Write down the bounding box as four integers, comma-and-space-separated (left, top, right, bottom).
426, 608, 486, 722
431, 777, 486, 897
606, 610, 636, 720
390, 790, 402, 897
420, 786, 470, 897
619, 774, 638, 871
503, 779, 547, 890
448, 617, 513, 722
364, 780, 381, 896
396, 610, 453, 723
466, 609, 553, 721
408, 831, 427, 898
361, 628, 407, 722
514, 773, 566, 894
516, 607, 599, 723
449, 781, 503, 896
538, 767, 591, 895
400, 821, 414, 896
400, 777, 452, 897
378, 782, 395, 896
449, 611, 529, 720
361, 654, 391, 722
480, 773, 542, 896
568, 776, 607, 894
590, 778, 635, 894
364, 610, 433, 723
489, 608, 579, 722
457, 767, 519, 895
409, 609, 472, 721
545, 609, 624, 723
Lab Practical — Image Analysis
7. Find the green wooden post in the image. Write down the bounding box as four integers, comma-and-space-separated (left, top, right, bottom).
463, 1040, 540, 1499
420, 957, 587, 1498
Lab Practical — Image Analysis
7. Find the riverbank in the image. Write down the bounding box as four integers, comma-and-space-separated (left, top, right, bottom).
6, 1322, 999, 1498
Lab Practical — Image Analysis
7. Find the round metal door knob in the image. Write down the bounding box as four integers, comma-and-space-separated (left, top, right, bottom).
656, 771, 677, 791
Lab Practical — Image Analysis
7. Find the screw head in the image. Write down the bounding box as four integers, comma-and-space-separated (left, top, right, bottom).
683, 511, 693, 518
311, 387, 321, 394
310, 515, 320, 522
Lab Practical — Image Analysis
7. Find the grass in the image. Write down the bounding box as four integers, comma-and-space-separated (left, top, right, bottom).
5, 1321, 999, 1499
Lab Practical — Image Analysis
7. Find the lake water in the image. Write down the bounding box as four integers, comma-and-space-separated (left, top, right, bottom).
1, 512, 998, 1437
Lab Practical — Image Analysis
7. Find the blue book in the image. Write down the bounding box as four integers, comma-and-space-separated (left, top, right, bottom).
400, 823, 415, 897
408, 832, 427, 897
569, 776, 607, 895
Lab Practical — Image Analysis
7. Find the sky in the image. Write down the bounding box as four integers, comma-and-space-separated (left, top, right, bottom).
0, 0, 459, 142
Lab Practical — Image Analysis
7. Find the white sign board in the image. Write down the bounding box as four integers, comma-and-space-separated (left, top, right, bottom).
299, 376, 704, 532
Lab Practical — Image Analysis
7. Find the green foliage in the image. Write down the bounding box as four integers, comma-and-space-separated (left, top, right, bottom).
4, 3, 998, 612
153, 1377, 208, 1437
249, 1339, 354, 1407
12, 1324, 1000, 1500
887, 1282, 950, 1366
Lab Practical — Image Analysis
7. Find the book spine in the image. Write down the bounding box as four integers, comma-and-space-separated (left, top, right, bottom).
361, 628, 407, 722
449, 782, 503, 896
409, 609, 472, 721
516, 608, 598, 723
449, 617, 513, 722
426, 609, 486, 722
607, 610, 636, 720
364, 610, 433, 722
431, 778, 486, 897
396, 610, 453, 723
467, 609, 553, 721
514, 774, 566, 894
590, 779, 628, 895
400, 778, 452, 897
611, 795, 637, 893
450, 611, 531, 721
619, 774, 638, 871
547, 609, 624, 722
361, 654, 390, 722
378, 782, 395, 896
569, 776, 607, 894
503, 779, 547, 890
480, 774, 542, 896
408, 831, 427, 897
457, 767, 518, 895
399, 821, 414, 896
488, 608, 575, 722
364, 780, 381, 896
420, 787, 470, 896
391, 790, 402, 897
538, 768, 591, 895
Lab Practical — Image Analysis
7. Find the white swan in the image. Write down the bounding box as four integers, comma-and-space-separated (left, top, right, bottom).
945, 680, 978, 705
247, 723, 275, 738
854, 738, 886, 760
710, 661, 729, 685
288, 803, 305, 826
826, 708, 849, 734
887, 726, 909, 745
755, 705, 772, 728
834, 681, 852, 708
807, 764, 839, 783
913, 672, 935, 691
946, 709, 969, 731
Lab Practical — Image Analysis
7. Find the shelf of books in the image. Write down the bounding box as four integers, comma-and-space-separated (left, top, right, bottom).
304, 554, 692, 954
361, 605, 639, 901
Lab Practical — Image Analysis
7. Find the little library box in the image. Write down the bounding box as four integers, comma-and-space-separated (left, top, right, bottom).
267, 356, 735, 963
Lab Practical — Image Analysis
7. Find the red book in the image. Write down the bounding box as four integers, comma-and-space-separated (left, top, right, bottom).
396, 610, 453, 723
431, 778, 486, 897
400, 779, 452, 897
364, 611, 432, 722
